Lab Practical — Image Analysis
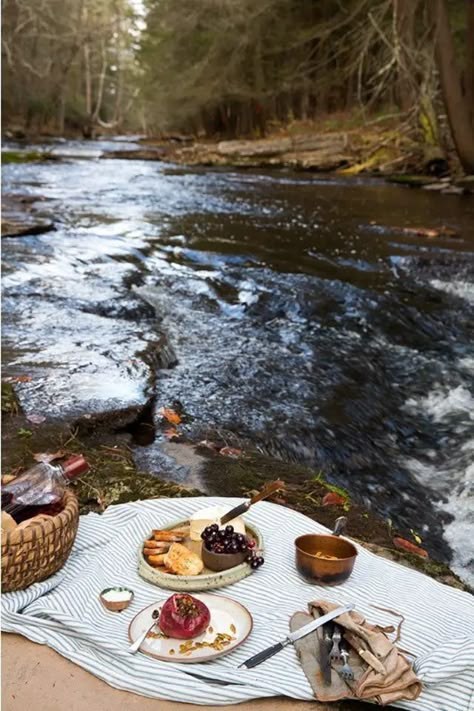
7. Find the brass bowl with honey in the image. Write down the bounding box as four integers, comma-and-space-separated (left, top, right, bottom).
295, 517, 357, 585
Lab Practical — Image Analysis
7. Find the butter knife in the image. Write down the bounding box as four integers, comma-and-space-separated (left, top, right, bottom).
220, 480, 285, 526
319, 622, 333, 685
239, 604, 354, 669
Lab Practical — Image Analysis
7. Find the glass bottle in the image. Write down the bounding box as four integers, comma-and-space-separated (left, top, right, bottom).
1, 455, 89, 520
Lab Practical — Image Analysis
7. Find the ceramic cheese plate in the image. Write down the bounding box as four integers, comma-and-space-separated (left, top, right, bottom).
138, 517, 264, 592
138, 520, 263, 592
128, 594, 253, 663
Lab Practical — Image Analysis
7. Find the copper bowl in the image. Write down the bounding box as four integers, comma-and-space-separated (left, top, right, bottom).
295, 518, 357, 585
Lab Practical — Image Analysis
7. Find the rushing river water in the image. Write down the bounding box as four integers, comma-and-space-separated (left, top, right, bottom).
2, 139, 474, 584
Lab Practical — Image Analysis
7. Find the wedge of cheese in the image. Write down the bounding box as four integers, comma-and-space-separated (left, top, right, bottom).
189, 505, 246, 541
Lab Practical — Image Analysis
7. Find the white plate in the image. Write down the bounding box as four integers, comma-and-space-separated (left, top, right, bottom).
128, 593, 253, 663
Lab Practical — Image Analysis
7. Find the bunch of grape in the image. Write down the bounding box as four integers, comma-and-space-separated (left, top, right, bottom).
201, 524, 264, 569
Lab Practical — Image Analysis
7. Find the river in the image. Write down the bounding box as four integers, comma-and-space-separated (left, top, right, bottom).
2, 138, 474, 585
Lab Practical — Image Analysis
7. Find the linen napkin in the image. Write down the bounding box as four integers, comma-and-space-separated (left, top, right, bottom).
290, 599, 422, 706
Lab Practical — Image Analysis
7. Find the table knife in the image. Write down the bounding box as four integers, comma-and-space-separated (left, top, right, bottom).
239, 603, 354, 669
319, 622, 333, 685
220, 480, 285, 525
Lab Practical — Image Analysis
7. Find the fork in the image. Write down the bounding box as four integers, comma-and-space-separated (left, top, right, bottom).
339, 640, 354, 681
329, 624, 342, 662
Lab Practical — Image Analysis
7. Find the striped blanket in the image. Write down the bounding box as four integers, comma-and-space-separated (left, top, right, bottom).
2, 497, 473, 709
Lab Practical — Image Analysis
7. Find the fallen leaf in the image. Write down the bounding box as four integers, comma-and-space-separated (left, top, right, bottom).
33, 450, 65, 463
164, 427, 180, 441
322, 491, 347, 507
3, 375, 32, 383
26, 414, 46, 424
397, 225, 459, 239
219, 446, 241, 459
159, 407, 182, 425
393, 537, 428, 558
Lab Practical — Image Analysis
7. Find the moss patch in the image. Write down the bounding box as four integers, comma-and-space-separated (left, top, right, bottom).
1, 382, 20, 416
2, 150, 59, 164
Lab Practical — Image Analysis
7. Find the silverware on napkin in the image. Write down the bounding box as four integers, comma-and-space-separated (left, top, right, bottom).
239, 603, 354, 669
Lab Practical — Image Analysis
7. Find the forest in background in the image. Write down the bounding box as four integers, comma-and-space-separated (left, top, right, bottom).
2, 0, 474, 171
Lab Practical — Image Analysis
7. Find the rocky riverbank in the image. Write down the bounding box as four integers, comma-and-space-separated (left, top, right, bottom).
102, 131, 474, 194
1, 377, 468, 593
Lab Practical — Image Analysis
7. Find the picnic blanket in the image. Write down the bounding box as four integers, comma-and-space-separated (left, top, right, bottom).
2, 497, 473, 709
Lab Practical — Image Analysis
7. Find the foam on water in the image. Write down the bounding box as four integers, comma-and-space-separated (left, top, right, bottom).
430, 279, 474, 305
404, 387, 474, 586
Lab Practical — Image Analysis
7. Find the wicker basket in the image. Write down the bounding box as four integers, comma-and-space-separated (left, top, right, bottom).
1, 490, 79, 593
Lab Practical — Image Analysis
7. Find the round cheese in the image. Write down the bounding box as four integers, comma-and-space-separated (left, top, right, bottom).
189, 505, 246, 541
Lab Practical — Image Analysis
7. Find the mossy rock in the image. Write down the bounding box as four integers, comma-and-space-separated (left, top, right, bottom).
2, 150, 60, 164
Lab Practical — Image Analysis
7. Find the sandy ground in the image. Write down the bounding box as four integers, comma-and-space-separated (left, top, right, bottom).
2, 633, 331, 711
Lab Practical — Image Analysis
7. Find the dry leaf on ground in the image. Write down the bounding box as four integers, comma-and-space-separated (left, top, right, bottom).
27, 414, 46, 424
159, 407, 182, 425
322, 492, 347, 507
393, 537, 428, 558
219, 446, 241, 458
2, 375, 32, 383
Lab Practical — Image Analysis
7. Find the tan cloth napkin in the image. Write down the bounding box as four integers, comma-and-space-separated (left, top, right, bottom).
290, 599, 422, 706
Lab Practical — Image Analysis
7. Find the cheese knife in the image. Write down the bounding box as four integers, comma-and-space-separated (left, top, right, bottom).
239, 603, 354, 669
220, 480, 285, 526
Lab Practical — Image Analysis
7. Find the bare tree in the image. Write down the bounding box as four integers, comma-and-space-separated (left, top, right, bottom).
433, 0, 474, 172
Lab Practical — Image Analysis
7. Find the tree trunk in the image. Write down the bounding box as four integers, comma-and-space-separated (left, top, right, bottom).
433, 0, 474, 172
393, 0, 418, 111
465, 0, 474, 130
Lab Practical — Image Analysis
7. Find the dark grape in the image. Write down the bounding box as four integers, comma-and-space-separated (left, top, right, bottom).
210, 523, 219, 532
201, 530, 208, 540
225, 525, 234, 536
245, 553, 254, 563
207, 531, 217, 543
229, 542, 238, 553
239, 542, 248, 552
217, 529, 227, 540
235, 533, 245, 544
255, 556, 264, 567
251, 559, 259, 569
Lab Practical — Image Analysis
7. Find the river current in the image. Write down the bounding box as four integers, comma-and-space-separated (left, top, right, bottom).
2, 138, 473, 584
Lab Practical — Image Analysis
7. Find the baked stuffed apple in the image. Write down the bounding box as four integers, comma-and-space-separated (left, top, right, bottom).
159, 593, 211, 639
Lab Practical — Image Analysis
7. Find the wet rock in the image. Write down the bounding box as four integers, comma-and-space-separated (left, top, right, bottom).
441, 185, 465, 195
80, 296, 156, 321
1, 217, 55, 238
1, 193, 56, 238
454, 174, 474, 192
2, 223, 162, 426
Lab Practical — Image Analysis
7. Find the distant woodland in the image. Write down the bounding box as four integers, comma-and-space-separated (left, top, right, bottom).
2, 0, 474, 170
